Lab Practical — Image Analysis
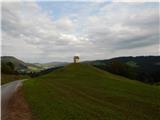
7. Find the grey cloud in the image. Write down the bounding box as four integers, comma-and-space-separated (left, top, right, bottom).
114, 35, 158, 50
2, 2, 159, 62
85, 3, 159, 52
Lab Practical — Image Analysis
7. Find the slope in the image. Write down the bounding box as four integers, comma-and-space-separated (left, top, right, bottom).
23, 63, 160, 120
84, 56, 160, 83
1, 56, 29, 84
1, 56, 28, 71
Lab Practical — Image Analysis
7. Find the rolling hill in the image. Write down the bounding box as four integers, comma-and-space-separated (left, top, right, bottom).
84, 56, 160, 84
1, 56, 68, 84
1, 56, 68, 72
23, 63, 160, 120
1, 56, 42, 72
1, 56, 28, 71
1, 56, 39, 84
34, 62, 68, 69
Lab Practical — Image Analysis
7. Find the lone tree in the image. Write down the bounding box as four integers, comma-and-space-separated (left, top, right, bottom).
73, 56, 80, 63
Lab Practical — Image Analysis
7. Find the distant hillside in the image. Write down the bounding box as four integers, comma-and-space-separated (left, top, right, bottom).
1, 56, 28, 73
2, 57, 46, 76
23, 63, 160, 120
84, 56, 160, 66
34, 62, 68, 69
1, 56, 68, 84
1, 56, 68, 73
1, 56, 52, 73
84, 56, 160, 84
1, 56, 30, 84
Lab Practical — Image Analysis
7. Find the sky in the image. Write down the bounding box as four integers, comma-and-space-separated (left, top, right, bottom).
1, 1, 160, 63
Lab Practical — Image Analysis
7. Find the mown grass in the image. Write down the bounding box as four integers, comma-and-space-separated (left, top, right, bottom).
23, 63, 160, 120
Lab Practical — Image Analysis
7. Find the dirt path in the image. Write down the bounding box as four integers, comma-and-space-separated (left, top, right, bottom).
1, 80, 23, 119
1, 80, 32, 120
4, 88, 32, 120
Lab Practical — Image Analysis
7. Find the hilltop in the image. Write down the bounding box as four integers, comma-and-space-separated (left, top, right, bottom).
23, 63, 160, 120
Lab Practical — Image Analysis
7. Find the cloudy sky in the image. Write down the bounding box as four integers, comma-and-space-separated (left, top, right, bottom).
2, 1, 159, 63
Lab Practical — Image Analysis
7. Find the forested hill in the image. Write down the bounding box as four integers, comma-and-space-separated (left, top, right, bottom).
84, 56, 160, 84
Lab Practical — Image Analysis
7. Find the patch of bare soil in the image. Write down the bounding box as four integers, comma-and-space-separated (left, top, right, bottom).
4, 87, 32, 120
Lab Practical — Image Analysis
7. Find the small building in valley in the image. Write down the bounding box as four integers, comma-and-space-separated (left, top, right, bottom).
73, 56, 79, 63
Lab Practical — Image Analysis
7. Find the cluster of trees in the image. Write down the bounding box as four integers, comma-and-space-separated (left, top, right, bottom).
1, 62, 15, 74
94, 61, 136, 79
94, 60, 160, 84
29, 66, 63, 77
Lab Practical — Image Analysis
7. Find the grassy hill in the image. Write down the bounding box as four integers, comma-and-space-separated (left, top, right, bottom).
1, 56, 43, 72
1, 56, 28, 71
23, 63, 160, 120
1, 56, 29, 84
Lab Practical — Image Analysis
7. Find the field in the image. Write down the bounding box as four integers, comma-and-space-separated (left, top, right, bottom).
1, 73, 29, 85
28, 66, 42, 72
23, 63, 160, 120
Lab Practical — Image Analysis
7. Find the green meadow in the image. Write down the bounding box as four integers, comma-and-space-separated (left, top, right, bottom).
23, 64, 160, 120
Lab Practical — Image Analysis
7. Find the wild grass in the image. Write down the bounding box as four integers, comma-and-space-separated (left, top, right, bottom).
1, 73, 29, 84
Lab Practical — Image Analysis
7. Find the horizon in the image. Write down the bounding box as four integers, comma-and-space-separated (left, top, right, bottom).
1, 55, 159, 64
2, 1, 159, 63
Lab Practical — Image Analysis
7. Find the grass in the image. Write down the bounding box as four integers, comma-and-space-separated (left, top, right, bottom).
1, 73, 29, 85
126, 61, 138, 67
23, 63, 160, 120
28, 66, 41, 72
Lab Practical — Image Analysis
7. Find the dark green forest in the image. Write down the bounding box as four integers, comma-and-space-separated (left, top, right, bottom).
85, 56, 160, 84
